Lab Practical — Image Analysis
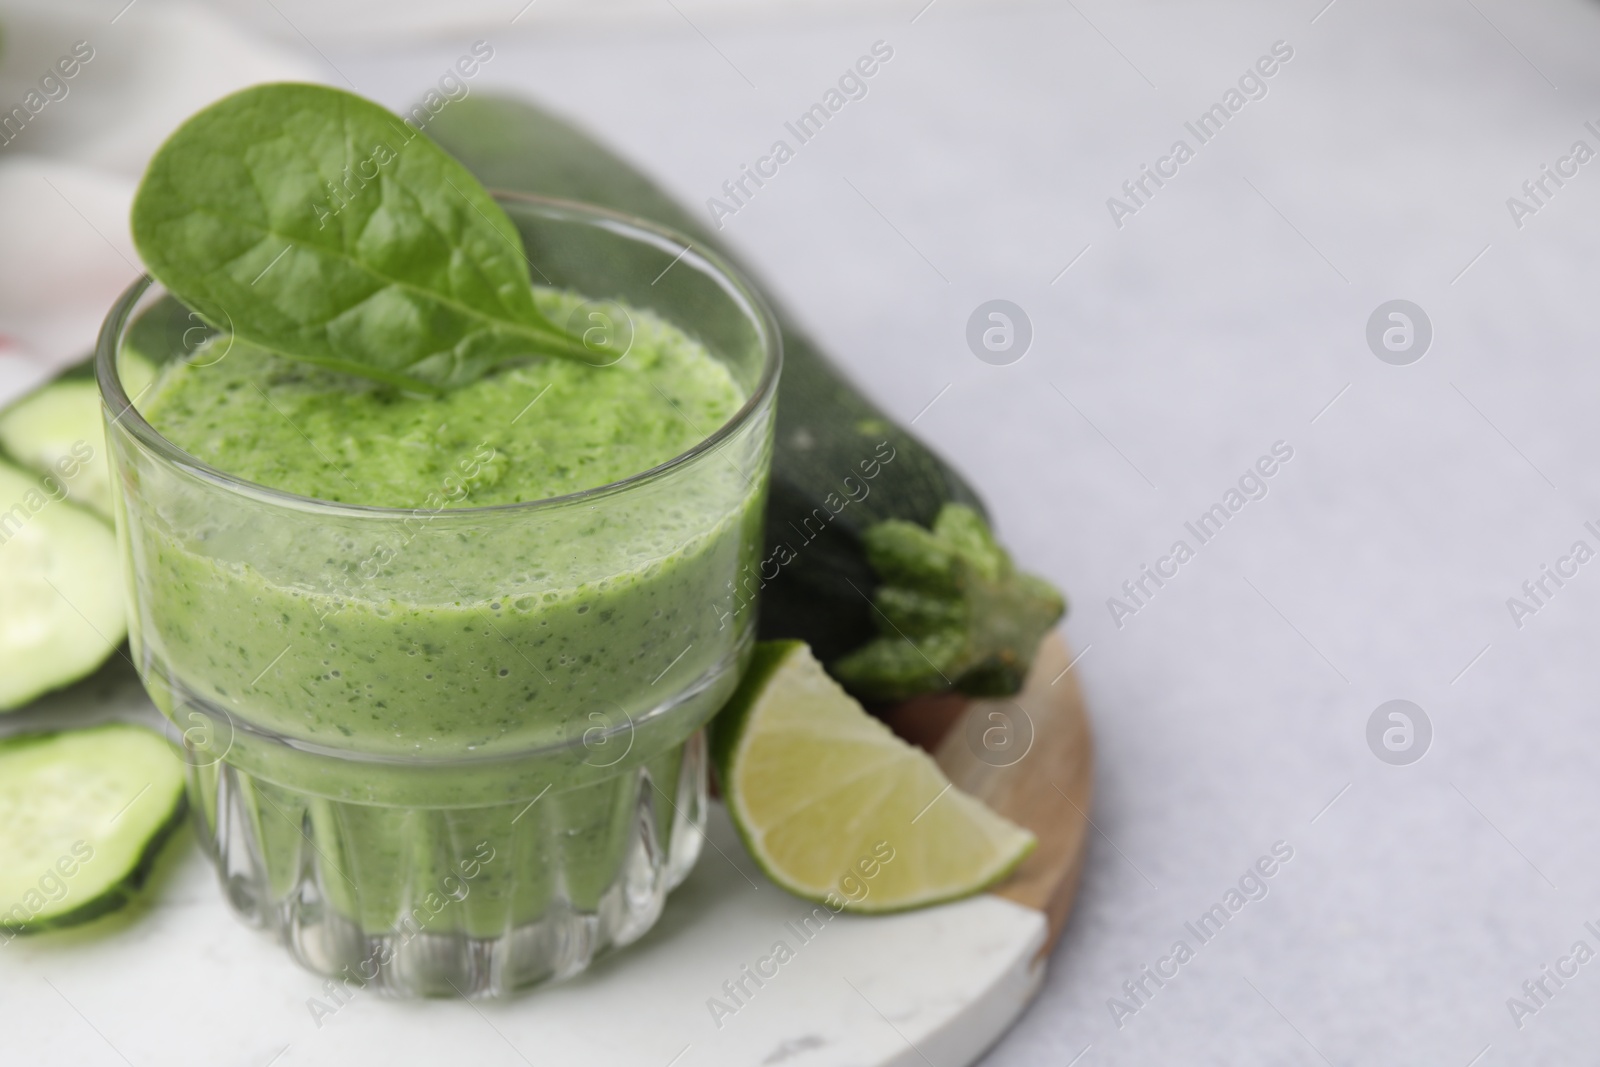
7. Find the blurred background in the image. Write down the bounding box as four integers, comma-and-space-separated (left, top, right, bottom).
4, 0, 1600, 1063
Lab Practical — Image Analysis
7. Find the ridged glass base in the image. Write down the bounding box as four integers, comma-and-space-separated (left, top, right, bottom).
184, 731, 708, 998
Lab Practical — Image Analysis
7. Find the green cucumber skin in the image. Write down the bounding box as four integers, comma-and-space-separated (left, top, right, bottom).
0, 797, 187, 936
0, 728, 189, 935
429, 98, 988, 665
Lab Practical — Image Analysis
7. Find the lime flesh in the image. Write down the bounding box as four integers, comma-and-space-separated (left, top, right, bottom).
713, 641, 1035, 913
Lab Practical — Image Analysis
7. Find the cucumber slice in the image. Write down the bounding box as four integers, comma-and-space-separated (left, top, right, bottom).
0, 459, 126, 710
0, 724, 187, 933
0, 352, 155, 519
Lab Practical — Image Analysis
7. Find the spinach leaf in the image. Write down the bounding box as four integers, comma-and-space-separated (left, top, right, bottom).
131, 83, 595, 391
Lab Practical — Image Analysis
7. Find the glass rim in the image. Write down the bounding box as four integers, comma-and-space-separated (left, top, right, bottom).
95, 191, 782, 520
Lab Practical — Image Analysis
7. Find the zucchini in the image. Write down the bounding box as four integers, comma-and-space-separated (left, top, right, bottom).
0, 724, 187, 934
0, 459, 126, 710
429, 98, 1065, 701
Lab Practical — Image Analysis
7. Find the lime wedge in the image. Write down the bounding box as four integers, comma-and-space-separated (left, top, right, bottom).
712, 641, 1035, 913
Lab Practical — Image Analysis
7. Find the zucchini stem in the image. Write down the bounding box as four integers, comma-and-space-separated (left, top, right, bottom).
830, 504, 1067, 703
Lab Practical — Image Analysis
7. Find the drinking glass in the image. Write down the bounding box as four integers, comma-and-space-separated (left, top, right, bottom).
96, 195, 779, 997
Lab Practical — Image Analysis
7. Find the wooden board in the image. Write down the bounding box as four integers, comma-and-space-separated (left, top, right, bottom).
884, 633, 1094, 955
946, 634, 1094, 954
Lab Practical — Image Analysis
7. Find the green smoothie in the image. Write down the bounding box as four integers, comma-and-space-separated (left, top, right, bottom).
109, 81, 779, 993
125, 289, 766, 941
143, 291, 744, 508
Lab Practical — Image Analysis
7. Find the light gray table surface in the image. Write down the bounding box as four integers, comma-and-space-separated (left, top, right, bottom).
15, 1, 1600, 1063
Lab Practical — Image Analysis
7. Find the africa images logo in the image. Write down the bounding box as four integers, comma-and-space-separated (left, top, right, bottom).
705, 41, 895, 229
1105, 40, 1294, 229
1106, 441, 1294, 629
